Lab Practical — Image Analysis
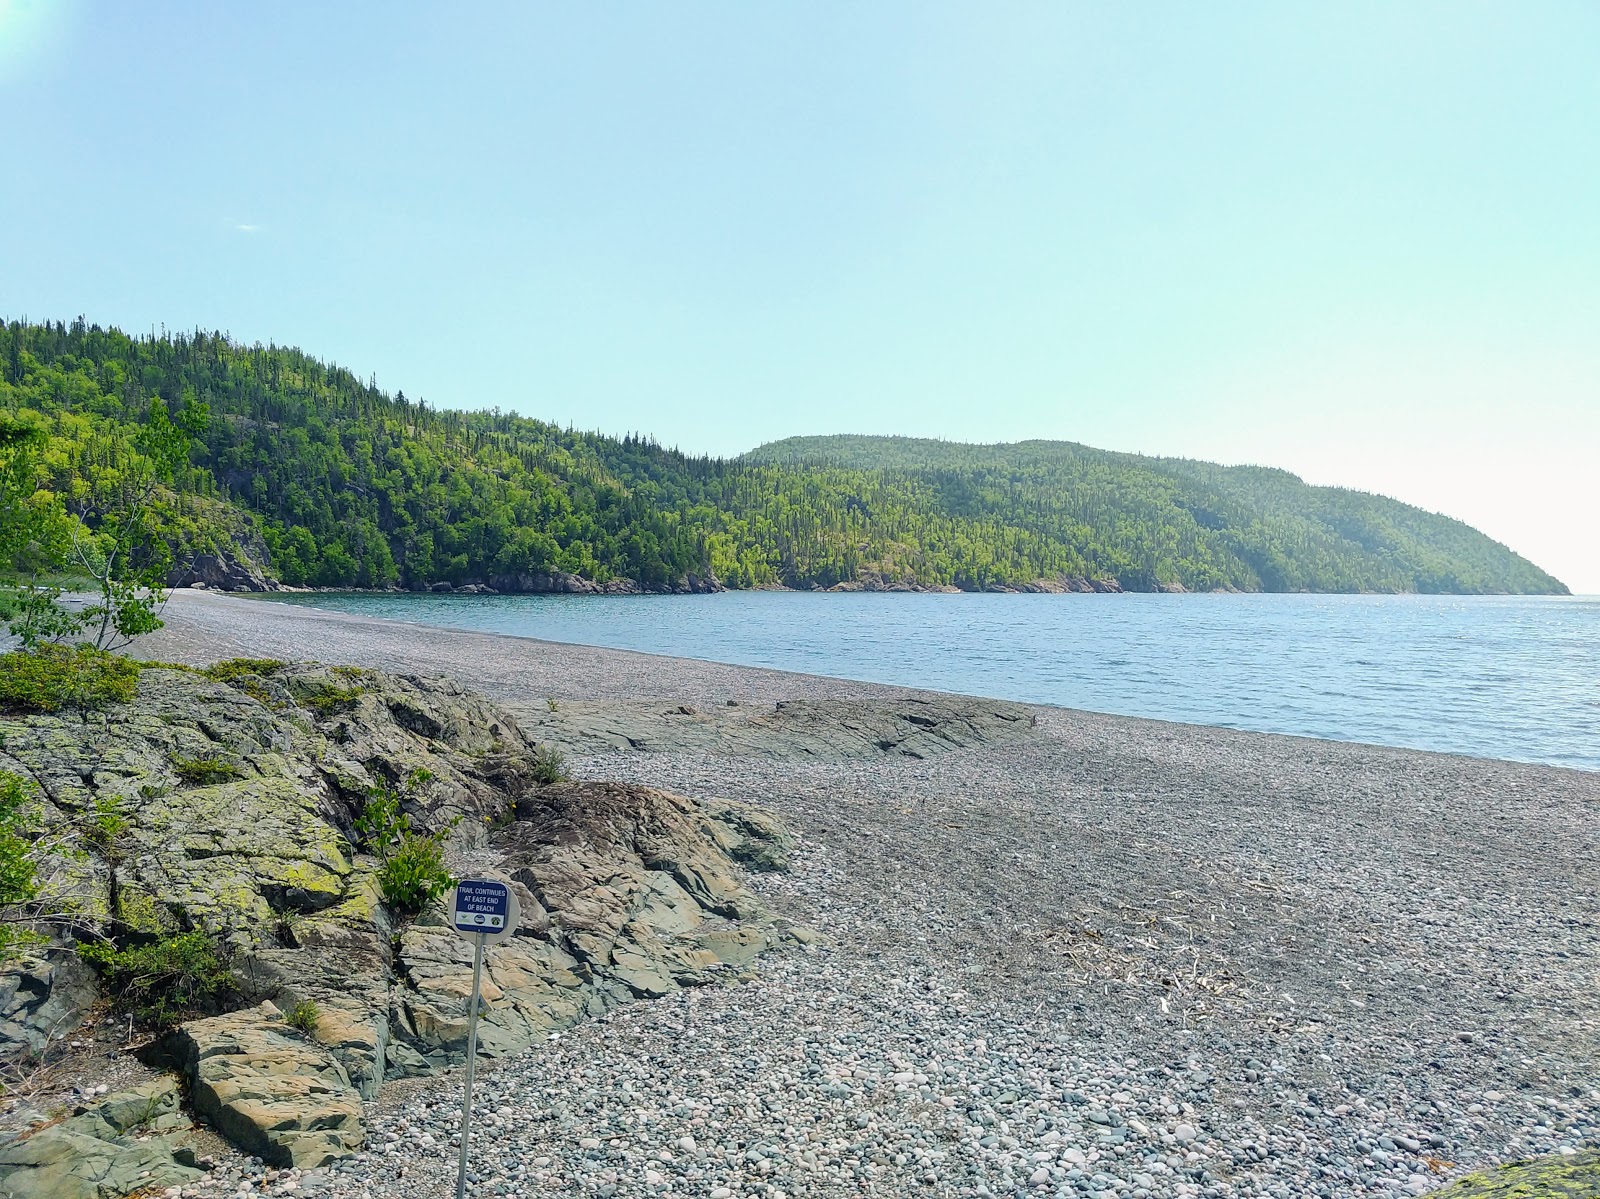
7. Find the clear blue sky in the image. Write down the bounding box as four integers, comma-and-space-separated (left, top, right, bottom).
2, 1, 1597, 590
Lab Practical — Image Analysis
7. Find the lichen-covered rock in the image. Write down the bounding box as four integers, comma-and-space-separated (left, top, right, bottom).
167, 1002, 364, 1168
0, 661, 801, 1160
1434, 1150, 1600, 1197
0, 1075, 201, 1199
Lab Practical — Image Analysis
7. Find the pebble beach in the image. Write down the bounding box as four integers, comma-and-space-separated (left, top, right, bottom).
133, 591, 1600, 1199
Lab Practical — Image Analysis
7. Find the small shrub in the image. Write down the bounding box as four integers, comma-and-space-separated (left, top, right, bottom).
275, 907, 302, 945
0, 645, 139, 714
79, 796, 131, 864
0, 771, 42, 963
293, 681, 366, 718
545, 697, 559, 713
79, 930, 236, 1028
354, 783, 455, 917
283, 998, 320, 1034
200, 658, 286, 683
171, 756, 246, 786
375, 842, 456, 917
530, 745, 568, 785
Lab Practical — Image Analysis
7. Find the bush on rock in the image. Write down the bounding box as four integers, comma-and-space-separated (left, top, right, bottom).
80, 929, 237, 1028
0, 644, 139, 713
355, 781, 455, 917
0, 770, 42, 962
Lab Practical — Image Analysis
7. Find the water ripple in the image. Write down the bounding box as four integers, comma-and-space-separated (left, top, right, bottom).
258, 592, 1600, 772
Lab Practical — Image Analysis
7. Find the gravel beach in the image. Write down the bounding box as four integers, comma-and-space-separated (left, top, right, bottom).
136, 591, 1600, 1199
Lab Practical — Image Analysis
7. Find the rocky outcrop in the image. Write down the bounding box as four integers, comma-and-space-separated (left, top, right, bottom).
386, 781, 798, 1075
0, 660, 799, 1166
165, 498, 279, 593
509, 695, 1041, 759
165, 1003, 363, 1168
0, 1076, 201, 1199
986, 575, 1123, 593
824, 573, 960, 593
167, 550, 277, 593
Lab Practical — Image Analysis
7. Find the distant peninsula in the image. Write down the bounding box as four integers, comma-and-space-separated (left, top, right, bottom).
0, 319, 1568, 596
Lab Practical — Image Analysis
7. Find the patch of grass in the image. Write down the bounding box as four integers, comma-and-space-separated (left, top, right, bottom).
79, 929, 237, 1029
170, 756, 246, 786
0, 645, 139, 714
191, 659, 294, 711
530, 744, 568, 785
282, 998, 320, 1034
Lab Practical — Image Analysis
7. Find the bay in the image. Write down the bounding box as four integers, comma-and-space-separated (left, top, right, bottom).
257, 591, 1600, 771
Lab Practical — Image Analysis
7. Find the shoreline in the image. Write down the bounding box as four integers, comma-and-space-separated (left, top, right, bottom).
166, 588, 1598, 776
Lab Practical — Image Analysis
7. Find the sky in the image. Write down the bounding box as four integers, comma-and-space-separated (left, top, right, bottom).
1, 2, 1597, 591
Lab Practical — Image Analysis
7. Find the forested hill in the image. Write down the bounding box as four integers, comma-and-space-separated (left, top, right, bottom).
0, 319, 1567, 595
743, 435, 1566, 594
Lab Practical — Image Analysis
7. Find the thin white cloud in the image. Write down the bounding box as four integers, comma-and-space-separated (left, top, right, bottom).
235, 223, 260, 233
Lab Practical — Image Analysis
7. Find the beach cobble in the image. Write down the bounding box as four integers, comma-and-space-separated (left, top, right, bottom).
137, 594, 1600, 1197
174, 832, 1599, 1199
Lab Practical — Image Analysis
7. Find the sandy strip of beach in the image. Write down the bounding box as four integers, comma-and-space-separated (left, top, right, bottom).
142, 590, 1600, 1199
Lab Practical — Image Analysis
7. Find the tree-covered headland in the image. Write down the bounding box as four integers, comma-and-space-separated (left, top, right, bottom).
0, 319, 1569, 597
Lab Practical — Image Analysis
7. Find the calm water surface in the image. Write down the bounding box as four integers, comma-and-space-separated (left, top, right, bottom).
258, 592, 1599, 771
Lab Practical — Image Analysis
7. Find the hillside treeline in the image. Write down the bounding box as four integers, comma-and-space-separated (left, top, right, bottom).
0, 320, 1567, 595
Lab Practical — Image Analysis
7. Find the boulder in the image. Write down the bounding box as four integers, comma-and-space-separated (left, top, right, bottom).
167, 1002, 364, 1168
0, 951, 98, 1057
0, 1076, 201, 1199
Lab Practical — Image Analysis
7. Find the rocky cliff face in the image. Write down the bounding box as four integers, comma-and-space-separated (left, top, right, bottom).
163, 497, 280, 593
0, 661, 799, 1172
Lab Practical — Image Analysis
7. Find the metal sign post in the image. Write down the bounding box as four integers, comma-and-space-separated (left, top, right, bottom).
450, 879, 519, 1199
456, 930, 486, 1199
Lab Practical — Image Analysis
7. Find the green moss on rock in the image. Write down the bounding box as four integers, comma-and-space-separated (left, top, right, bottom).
1435, 1151, 1600, 1198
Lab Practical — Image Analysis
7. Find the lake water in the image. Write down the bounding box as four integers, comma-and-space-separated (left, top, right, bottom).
258, 591, 1600, 771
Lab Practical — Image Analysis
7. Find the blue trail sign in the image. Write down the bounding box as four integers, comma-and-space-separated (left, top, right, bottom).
452, 879, 510, 934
